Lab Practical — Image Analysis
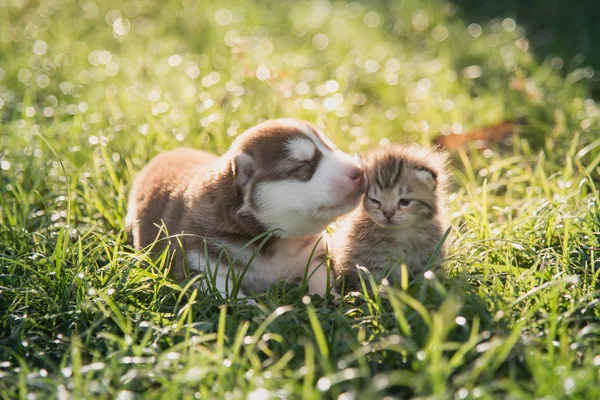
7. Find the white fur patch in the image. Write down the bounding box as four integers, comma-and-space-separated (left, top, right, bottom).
186, 249, 253, 301
286, 137, 316, 160
187, 238, 334, 299
253, 148, 363, 236
307, 126, 336, 152
275, 118, 336, 152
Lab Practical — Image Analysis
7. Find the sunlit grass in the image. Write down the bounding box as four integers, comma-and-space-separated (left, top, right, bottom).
1, 0, 600, 398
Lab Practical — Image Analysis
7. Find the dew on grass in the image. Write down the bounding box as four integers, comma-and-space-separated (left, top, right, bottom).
432, 25, 448, 41
42, 107, 54, 117
463, 65, 482, 79
325, 79, 339, 93
412, 12, 429, 31
451, 122, 463, 134
116, 391, 135, 400
256, 65, 270, 81
502, 18, 516, 32
365, 59, 379, 73
186, 65, 200, 79
407, 102, 418, 114
18, 69, 31, 82
113, 17, 130, 37
345, 2, 362, 18
33, 40, 47, 55
106, 61, 119, 76
312, 33, 328, 50
379, 138, 391, 146
247, 388, 269, 400
563, 378, 575, 395
363, 11, 380, 27
373, 375, 389, 390
317, 377, 331, 391
168, 55, 181, 67
385, 58, 401, 73
65, 104, 78, 115
455, 388, 469, 399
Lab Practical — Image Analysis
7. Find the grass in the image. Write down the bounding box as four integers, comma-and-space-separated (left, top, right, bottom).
1, 0, 600, 398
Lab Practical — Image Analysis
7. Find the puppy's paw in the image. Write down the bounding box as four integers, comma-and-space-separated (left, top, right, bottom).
244, 298, 258, 306
232, 294, 257, 306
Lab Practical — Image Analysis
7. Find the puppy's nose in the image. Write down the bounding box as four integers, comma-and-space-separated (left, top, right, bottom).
348, 167, 364, 182
348, 167, 367, 192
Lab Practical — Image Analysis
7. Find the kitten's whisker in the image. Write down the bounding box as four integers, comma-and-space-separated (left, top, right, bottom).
358, 221, 375, 239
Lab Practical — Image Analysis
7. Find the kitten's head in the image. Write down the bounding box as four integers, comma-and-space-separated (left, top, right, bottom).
360, 145, 448, 228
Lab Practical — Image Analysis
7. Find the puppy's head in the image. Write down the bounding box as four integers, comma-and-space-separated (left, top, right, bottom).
228, 119, 367, 237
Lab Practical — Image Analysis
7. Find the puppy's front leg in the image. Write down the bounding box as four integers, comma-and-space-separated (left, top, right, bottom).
211, 269, 256, 305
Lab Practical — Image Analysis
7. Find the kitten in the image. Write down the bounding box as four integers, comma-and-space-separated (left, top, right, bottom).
331, 145, 450, 292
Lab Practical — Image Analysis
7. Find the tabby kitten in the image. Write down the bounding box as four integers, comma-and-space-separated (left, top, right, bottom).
331, 145, 449, 291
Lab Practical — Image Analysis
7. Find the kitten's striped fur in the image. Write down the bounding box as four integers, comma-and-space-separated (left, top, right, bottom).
331, 145, 450, 291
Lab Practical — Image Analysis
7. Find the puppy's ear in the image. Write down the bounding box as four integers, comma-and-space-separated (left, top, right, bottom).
232, 152, 254, 187
415, 168, 436, 191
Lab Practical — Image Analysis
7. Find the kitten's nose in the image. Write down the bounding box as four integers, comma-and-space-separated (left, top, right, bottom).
348, 167, 367, 192
383, 210, 395, 220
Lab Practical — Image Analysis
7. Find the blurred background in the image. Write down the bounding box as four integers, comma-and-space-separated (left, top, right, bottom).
4, 2, 600, 397
456, 0, 600, 92
1, 0, 599, 210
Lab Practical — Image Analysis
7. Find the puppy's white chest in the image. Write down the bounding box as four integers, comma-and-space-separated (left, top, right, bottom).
242, 237, 326, 292
186, 236, 327, 294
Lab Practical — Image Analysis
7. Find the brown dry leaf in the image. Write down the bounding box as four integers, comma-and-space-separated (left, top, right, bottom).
433, 119, 526, 150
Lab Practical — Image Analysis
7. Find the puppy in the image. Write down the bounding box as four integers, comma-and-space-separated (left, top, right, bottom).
126, 119, 367, 300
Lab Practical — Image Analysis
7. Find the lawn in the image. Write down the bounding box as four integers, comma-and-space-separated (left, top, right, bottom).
1, 0, 600, 399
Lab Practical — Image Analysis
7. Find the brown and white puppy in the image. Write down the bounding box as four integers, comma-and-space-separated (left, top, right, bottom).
126, 119, 367, 300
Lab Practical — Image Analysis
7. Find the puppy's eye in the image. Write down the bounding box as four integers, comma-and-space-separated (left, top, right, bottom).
366, 196, 381, 207
291, 163, 312, 181
398, 198, 412, 207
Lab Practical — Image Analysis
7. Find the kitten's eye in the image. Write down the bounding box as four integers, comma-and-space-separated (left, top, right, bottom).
398, 198, 412, 207
366, 196, 381, 207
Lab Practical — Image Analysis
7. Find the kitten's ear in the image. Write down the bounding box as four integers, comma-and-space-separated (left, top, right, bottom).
415, 169, 436, 191
232, 152, 254, 186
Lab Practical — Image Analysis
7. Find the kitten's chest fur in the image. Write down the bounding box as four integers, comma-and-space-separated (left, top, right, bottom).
332, 211, 445, 282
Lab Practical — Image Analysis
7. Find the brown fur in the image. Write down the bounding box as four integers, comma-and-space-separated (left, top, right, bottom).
126, 147, 256, 279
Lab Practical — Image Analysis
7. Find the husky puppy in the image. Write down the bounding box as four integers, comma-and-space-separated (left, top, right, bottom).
126, 119, 366, 300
